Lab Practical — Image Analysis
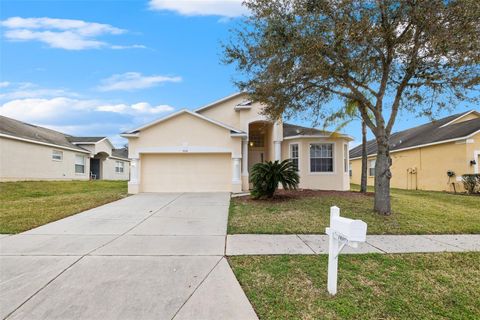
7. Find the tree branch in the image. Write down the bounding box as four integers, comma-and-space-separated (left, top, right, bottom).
386, 27, 422, 134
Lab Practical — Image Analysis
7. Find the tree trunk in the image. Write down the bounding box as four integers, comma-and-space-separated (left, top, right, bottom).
360, 121, 368, 193
374, 135, 392, 215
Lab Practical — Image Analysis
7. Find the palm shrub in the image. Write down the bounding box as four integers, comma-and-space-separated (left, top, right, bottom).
250, 159, 300, 199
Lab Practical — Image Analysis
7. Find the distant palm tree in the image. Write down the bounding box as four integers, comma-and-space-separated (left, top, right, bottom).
250, 159, 299, 199
327, 100, 371, 193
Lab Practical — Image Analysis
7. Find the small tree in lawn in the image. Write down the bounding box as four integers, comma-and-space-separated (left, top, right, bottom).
327, 99, 373, 193
224, 0, 480, 214
250, 159, 299, 199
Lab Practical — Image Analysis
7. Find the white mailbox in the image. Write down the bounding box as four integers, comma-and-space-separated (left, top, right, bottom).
330, 216, 367, 242
325, 206, 367, 295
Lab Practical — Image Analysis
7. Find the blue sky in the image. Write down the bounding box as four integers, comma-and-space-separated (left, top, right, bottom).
0, 0, 476, 147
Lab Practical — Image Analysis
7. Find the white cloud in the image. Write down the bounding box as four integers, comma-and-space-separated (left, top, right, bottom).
0, 82, 78, 100
96, 102, 174, 114
1, 17, 144, 50
1, 17, 124, 35
148, 0, 247, 17
4, 29, 105, 50
110, 44, 147, 50
0, 97, 175, 123
0, 97, 98, 122
97, 72, 182, 91
0, 81, 11, 88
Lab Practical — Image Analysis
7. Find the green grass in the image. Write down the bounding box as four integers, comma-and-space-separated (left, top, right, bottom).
228, 186, 480, 234
0, 180, 128, 234
229, 253, 480, 319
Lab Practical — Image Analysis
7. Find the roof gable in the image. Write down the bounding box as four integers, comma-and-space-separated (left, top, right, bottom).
123, 109, 244, 135
195, 92, 246, 113
439, 110, 480, 127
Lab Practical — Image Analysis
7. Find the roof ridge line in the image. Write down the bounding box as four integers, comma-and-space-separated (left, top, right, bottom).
0, 115, 74, 138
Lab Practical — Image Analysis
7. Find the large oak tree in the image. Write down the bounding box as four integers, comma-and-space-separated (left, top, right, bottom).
224, 0, 479, 214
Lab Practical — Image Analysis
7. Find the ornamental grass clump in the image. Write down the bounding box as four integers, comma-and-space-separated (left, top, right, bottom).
250, 159, 299, 199
462, 174, 480, 194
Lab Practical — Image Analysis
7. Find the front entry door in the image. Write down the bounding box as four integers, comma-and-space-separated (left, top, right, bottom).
90, 159, 100, 179
248, 150, 264, 173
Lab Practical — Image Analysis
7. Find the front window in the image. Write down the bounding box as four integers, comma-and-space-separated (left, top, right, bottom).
52, 150, 63, 161
290, 144, 299, 171
310, 143, 334, 172
344, 144, 348, 173
115, 161, 124, 173
349, 162, 353, 177
369, 159, 376, 176
75, 155, 85, 174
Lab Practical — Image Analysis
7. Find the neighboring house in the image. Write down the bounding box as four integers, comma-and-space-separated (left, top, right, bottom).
0, 115, 130, 181
121, 92, 352, 193
349, 110, 480, 192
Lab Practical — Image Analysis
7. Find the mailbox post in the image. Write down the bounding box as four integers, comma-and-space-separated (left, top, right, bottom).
325, 206, 367, 295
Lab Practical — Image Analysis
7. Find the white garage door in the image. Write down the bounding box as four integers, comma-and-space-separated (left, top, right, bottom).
140, 153, 232, 192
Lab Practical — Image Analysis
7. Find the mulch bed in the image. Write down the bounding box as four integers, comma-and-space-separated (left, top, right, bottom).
234, 189, 374, 203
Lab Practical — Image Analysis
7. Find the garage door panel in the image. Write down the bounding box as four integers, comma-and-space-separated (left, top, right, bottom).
141, 154, 231, 192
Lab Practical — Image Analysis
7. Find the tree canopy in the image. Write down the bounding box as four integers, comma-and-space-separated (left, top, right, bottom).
224, 0, 479, 214
225, 0, 479, 128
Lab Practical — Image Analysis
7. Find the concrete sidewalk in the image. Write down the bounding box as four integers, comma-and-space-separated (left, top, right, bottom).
0, 193, 258, 320
226, 234, 480, 255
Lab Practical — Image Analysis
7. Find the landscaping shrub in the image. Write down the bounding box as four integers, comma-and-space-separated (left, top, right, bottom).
250, 159, 299, 199
462, 174, 480, 194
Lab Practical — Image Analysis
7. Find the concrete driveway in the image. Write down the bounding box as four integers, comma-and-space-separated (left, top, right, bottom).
0, 193, 258, 320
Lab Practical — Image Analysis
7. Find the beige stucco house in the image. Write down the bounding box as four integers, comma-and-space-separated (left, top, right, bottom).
349, 110, 480, 192
121, 92, 352, 193
0, 115, 130, 181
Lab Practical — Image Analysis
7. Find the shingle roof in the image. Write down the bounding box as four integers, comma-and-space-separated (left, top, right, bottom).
349, 111, 480, 159
0, 115, 89, 152
67, 136, 105, 143
283, 123, 334, 137
112, 148, 129, 160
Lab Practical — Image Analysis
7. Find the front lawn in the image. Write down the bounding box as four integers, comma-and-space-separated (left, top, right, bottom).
228, 186, 480, 234
229, 253, 480, 319
0, 180, 128, 234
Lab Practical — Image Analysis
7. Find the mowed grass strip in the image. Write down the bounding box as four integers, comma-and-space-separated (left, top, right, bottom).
0, 180, 128, 234
228, 186, 480, 234
229, 253, 480, 320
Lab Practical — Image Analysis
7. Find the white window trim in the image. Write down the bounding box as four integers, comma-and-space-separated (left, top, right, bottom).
115, 161, 125, 174
308, 143, 336, 175
75, 154, 86, 175
474, 150, 480, 174
343, 143, 349, 174
368, 159, 376, 177
289, 142, 300, 172
52, 150, 63, 162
